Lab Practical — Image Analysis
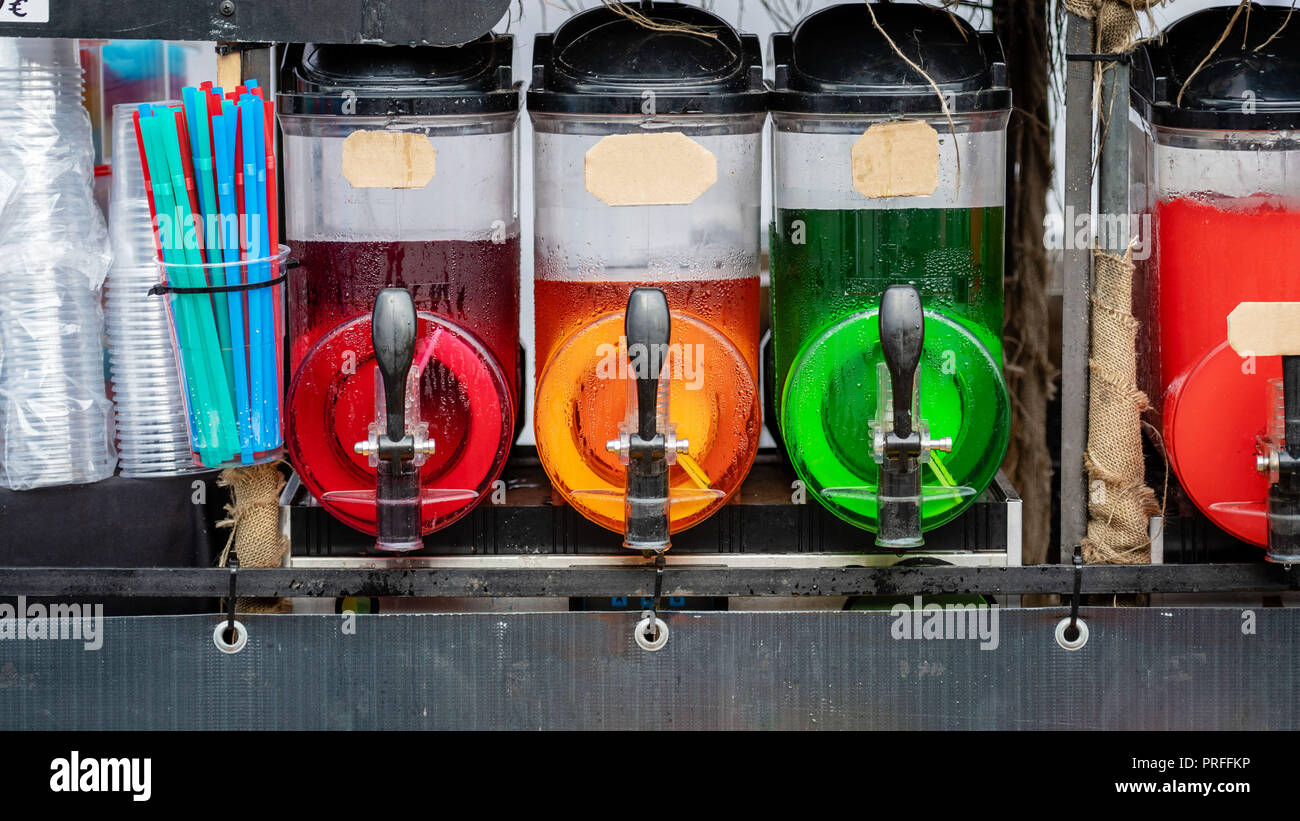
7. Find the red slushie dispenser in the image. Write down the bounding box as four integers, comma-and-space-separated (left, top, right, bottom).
278, 38, 521, 551
1132, 4, 1300, 558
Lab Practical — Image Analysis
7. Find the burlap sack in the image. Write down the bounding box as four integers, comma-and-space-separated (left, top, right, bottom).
217, 462, 290, 613
1084, 250, 1159, 563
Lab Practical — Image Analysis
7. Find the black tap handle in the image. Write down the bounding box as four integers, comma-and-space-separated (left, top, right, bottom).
372, 288, 417, 444
879, 285, 924, 440
626, 287, 671, 442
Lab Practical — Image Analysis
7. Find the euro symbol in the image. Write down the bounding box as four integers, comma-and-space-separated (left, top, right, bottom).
6, 0, 28, 17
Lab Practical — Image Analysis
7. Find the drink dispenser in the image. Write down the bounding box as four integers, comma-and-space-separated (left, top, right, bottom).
1131, 4, 1300, 556
527, 3, 766, 544
278, 38, 520, 549
768, 3, 1011, 547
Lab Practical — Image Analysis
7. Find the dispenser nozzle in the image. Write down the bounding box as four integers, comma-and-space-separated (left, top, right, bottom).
616, 287, 673, 554
1264, 354, 1300, 563
875, 284, 947, 550
362, 288, 424, 552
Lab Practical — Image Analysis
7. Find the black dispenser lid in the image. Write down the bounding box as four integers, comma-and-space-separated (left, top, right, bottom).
278, 35, 519, 117
527, 2, 765, 116
1132, 3, 1300, 131
768, 2, 1009, 115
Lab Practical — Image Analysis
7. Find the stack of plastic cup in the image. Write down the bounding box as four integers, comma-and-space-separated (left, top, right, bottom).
0, 39, 116, 490
104, 101, 202, 476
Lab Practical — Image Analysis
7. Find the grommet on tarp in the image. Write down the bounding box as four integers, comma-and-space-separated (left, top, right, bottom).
213, 618, 247, 654
636, 611, 669, 651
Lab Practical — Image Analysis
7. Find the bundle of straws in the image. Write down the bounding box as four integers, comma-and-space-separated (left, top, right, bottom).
132, 80, 283, 468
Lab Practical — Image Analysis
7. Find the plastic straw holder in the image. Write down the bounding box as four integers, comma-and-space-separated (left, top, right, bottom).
154, 245, 289, 469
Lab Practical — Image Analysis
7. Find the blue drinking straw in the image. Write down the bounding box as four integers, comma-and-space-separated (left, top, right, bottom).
213, 113, 254, 464
249, 96, 278, 449
239, 95, 266, 452
184, 87, 234, 389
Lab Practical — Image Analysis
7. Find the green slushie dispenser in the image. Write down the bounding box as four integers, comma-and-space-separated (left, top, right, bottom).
768, 2, 1011, 547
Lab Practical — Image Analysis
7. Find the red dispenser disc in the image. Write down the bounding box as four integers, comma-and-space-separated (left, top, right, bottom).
287, 312, 512, 536
1166, 341, 1275, 546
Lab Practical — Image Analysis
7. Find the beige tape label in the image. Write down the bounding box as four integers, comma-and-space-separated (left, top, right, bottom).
341, 131, 436, 189
851, 120, 940, 199
1228, 302, 1300, 356
584, 132, 717, 206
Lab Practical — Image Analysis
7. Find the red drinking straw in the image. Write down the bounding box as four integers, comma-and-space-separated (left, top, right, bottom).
262, 97, 283, 402
132, 109, 164, 262
171, 107, 207, 265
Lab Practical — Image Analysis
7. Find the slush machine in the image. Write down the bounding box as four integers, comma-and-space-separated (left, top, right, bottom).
768, 3, 1012, 547
279, 38, 521, 551
1132, 4, 1300, 561
527, 3, 766, 551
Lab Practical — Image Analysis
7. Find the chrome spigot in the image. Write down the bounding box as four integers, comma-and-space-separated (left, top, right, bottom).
1260, 355, 1300, 563
356, 288, 424, 552
875, 285, 952, 549
606, 287, 674, 554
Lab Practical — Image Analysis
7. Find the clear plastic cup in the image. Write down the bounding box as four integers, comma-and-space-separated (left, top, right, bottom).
0, 43, 115, 489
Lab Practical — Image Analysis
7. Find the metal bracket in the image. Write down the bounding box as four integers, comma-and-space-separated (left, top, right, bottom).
1, 563, 1297, 599
215, 42, 271, 56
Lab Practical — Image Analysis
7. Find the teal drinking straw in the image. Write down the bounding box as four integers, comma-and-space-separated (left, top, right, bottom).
137, 108, 220, 465
185, 87, 235, 390
161, 109, 238, 462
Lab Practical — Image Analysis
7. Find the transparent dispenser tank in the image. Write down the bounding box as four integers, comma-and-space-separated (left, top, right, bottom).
278, 37, 520, 537
1131, 4, 1300, 546
527, 3, 766, 534
768, 2, 1011, 534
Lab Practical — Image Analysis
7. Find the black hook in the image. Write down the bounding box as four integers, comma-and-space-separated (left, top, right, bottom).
1066, 544, 1083, 640
645, 553, 667, 640
225, 554, 239, 645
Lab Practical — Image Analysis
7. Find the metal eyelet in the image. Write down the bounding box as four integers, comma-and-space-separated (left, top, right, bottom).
213, 619, 248, 654
1055, 616, 1089, 651
634, 611, 669, 652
